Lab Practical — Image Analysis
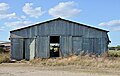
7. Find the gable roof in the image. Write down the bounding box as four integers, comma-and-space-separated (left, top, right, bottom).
10, 18, 109, 32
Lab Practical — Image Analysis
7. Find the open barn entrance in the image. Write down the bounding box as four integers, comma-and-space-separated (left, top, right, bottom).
50, 36, 60, 57
23, 39, 25, 59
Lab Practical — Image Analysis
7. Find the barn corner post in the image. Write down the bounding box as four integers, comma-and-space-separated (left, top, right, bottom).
10, 18, 110, 60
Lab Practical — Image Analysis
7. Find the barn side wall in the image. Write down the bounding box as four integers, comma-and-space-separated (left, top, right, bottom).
10, 19, 109, 60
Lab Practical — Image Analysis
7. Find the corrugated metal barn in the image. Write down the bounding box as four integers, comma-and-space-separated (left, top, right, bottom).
10, 18, 110, 60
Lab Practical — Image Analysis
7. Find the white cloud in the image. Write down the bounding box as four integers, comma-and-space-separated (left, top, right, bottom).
0, 13, 16, 19
99, 20, 120, 31
5, 20, 33, 29
21, 15, 26, 19
48, 1, 81, 18
0, 26, 5, 31
0, 3, 9, 12
23, 3, 45, 18
0, 3, 16, 19
99, 20, 120, 26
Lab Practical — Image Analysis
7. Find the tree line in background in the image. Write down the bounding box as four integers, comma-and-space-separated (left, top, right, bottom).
109, 45, 120, 50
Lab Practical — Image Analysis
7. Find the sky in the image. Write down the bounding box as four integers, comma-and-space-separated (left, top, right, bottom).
0, 0, 120, 46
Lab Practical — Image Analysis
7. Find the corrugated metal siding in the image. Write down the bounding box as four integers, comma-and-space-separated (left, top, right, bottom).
10, 19, 109, 60
60, 36, 72, 57
36, 36, 49, 58
10, 20, 108, 38
24, 39, 30, 60
72, 36, 82, 55
82, 38, 107, 54
11, 38, 36, 60
29, 38, 35, 60
24, 38, 35, 60
11, 38, 23, 60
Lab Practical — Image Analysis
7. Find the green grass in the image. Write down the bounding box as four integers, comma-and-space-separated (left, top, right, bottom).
108, 50, 120, 57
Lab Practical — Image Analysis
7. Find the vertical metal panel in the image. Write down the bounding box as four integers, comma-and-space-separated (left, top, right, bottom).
55, 20, 61, 34
24, 38, 35, 60
83, 38, 89, 53
11, 38, 36, 60
20, 29, 27, 38
68, 36, 72, 55
83, 38, 95, 53
58, 20, 66, 35
95, 38, 99, 54
11, 38, 23, 60
60, 36, 68, 57
11, 39, 15, 59
71, 23, 74, 35
26, 28, 30, 38
60, 36, 72, 57
36, 36, 49, 58
72, 36, 82, 55
29, 38, 35, 60
30, 27, 36, 38
82, 38, 107, 54
89, 38, 94, 53
24, 39, 30, 60
100, 38, 107, 53
66, 21, 70, 35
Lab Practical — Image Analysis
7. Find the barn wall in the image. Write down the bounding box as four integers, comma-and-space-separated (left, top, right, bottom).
60, 36, 72, 57
11, 38, 23, 60
11, 38, 35, 60
36, 36, 49, 58
10, 19, 109, 60
11, 20, 107, 38
72, 36, 82, 55
24, 38, 35, 60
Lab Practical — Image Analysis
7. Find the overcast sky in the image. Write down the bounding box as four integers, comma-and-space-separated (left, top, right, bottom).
0, 0, 120, 46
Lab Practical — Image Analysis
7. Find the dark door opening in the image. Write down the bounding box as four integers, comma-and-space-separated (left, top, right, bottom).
23, 39, 25, 59
50, 36, 60, 57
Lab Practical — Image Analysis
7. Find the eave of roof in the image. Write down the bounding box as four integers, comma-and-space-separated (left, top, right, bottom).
10, 18, 109, 33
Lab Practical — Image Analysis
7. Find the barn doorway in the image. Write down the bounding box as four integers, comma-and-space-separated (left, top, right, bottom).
23, 39, 25, 59
50, 36, 60, 57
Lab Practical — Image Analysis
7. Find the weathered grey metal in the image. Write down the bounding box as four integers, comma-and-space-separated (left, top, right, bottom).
10, 18, 110, 60
60, 36, 72, 57
72, 36, 82, 55
11, 38, 23, 60
36, 36, 49, 58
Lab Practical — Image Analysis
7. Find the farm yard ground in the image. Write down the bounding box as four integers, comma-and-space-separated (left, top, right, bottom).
0, 63, 120, 76
0, 51, 120, 76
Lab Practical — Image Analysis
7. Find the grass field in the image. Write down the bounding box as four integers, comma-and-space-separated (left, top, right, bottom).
108, 50, 120, 57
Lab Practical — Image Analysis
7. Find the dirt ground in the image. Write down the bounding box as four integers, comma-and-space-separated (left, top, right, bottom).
0, 63, 120, 76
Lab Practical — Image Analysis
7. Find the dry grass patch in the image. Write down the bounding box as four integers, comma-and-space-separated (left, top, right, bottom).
0, 53, 10, 63
30, 54, 120, 69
